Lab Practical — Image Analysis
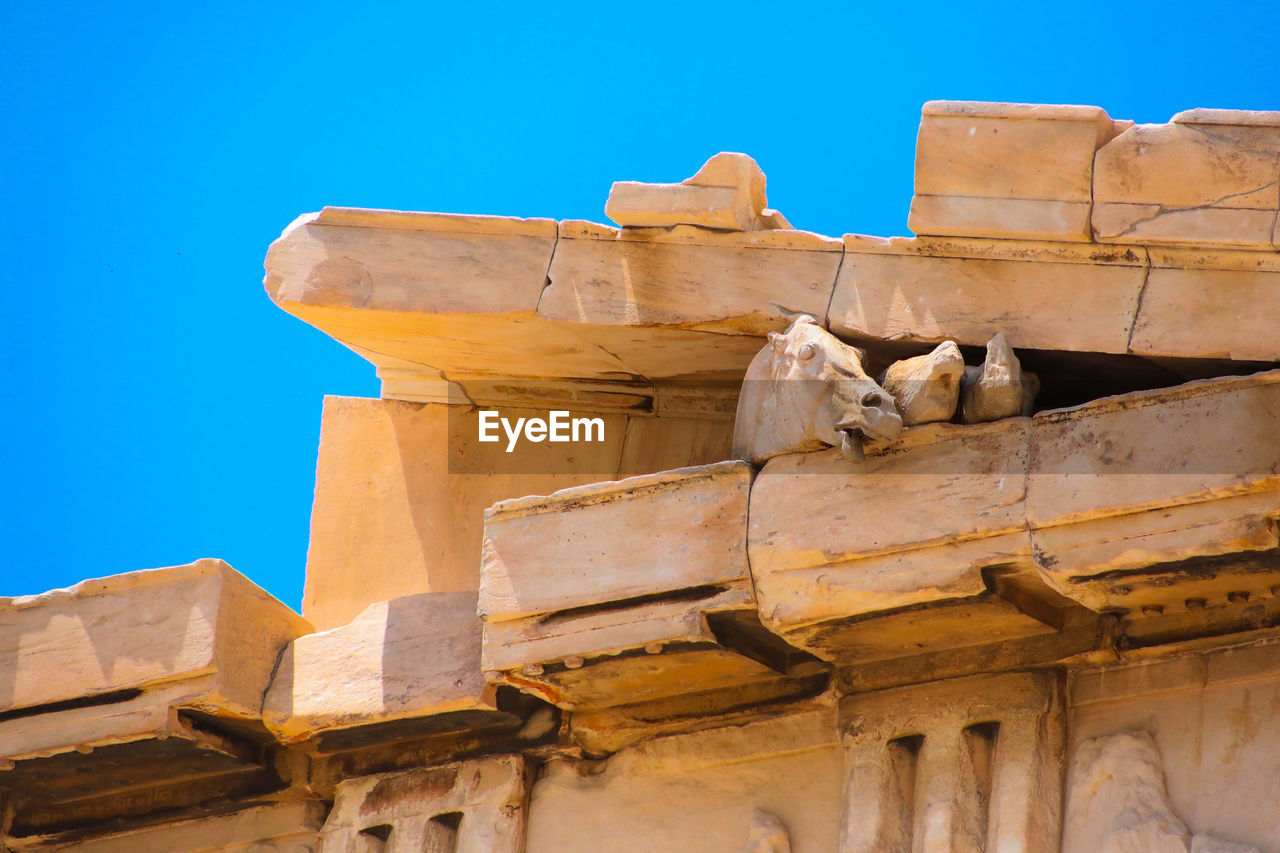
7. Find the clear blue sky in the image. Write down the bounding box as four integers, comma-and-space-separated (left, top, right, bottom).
3, 1, 1277, 612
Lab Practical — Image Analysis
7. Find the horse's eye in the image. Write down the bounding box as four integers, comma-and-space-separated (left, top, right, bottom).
797, 343, 817, 361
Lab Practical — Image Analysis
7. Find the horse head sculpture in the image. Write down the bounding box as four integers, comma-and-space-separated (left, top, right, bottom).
732, 314, 902, 465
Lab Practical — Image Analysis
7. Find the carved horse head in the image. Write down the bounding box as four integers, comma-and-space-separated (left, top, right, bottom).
732, 314, 902, 465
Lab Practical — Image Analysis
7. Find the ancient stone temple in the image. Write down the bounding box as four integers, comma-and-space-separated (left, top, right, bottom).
4, 101, 1280, 851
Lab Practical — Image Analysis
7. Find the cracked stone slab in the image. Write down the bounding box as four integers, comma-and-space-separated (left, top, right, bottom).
1093, 109, 1280, 248
831, 235, 1148, 355
909, 101, 1126, 242
1128, 246, 1280, 361
539, 220, 842, 336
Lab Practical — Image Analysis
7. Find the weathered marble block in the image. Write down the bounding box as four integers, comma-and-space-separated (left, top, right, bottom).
1067, 637, 1280, 852
1027, 370, 1280, 613
839, 671, 1064, 853
1093, 109, 1280, 249
605, 152, 772, 232
1128, 247, 1280, 362
0, 559, 310, 760
749, 371, 1280, 659
480, 461, 822, 709
0, 561, 312, 836
909, 101, 1125, 242
263, 591, 514, 747
539, 221, 842, 337
747, 421, 1054, 663
830, 235, 1148, 356
319, 756, 530, 853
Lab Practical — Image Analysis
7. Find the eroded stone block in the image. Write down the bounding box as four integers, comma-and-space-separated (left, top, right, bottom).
747, 423, 1050, 662
1093, 109, 1280, 248
910, 101, 1124, 241
839, 671, 1064, 853
1128, 247, 1280, 362
1069, 638, 1280, 850
606, 152, 772, 231
526, 711, 842, 853
830, 236, 1148, 355
959, 333, 1038, 424
0, 560, 311, 760
539, 220, 842, 336
263, 592, 491, 744
304, 396, 628, 630
481, 461, 825, 709
1028, 371, 1280, 612
318, 756, 530, 853
1063, 732, 1261, 853
265, 207, 556, 315
879, 341, 964, 426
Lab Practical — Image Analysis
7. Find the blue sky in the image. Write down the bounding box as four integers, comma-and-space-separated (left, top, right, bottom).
2, 1, 1277, 612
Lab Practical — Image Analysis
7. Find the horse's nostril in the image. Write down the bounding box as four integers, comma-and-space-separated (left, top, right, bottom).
862, 392, 883, 408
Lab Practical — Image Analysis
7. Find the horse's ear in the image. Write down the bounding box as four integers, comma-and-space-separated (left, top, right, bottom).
767, 331, 781, 347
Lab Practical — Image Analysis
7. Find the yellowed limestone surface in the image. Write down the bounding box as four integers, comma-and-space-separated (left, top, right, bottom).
910, 101, 1123, 241
1092, 109, 1280, 248
14, 98, 1280, 853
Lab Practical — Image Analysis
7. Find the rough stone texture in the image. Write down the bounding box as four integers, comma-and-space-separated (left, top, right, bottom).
305, 396, 742, 630
879, 341, 964, 426
8, 800, 328, 852
1070, 638, 1280, 851
748, 422, 1036, 656
480, 461, 752, 622
1028, 371, 1280, 612
540, 220, 842, 337
910, 101, 1124, 241
1093, 109, 1280, 248
1063, 731, 1194, 852
1128, 247, 1280, 362
606, 152, 773, 232
0, 560, 311, 760
303, 396, 627, 630
732, 314, 901, 465
318, 756, 530, 852
743, 810, 791, 853
831, 236, 1149, 355
525, 711, 842, 853
959, 333, 1039, 423
265, 207, 557, 314
1063, 731, 1262, 853
479, 462, 798, 710
840, 671, 1064, 853
263, 592, 487, 743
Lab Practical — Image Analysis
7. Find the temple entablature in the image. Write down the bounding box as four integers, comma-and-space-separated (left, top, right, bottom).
5, 100, 1280, 851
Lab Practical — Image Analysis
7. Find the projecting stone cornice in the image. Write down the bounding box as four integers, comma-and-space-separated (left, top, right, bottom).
264, 102, 1280, 411
478, 370, 1280, 711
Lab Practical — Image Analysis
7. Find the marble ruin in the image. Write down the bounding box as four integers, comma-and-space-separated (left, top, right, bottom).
3, 101, 1280, 851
